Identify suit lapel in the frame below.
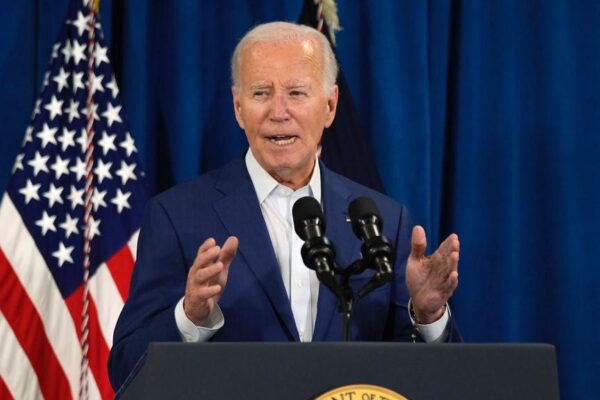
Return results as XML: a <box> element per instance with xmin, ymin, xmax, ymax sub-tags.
<box><xmin>213</xmin><ymin>161</ymin><xmax>299</xmax><ymax>340</ymax></box>
<box><xmin>312</xmin><ymin>164</ymin><xmax>358</xmax><ymax>341</ymax></box>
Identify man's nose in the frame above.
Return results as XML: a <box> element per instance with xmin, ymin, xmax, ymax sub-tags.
<box><xmin>269</xmin><ymin>93</ymin><xmax>290</xmax><ymax>122</ymax></box>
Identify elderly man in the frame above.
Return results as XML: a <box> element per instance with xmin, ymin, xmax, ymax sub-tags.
<box><xmin>108</xmin><ymin>21</ymin><xmax>460</xmax><ymax>390</ymax></box>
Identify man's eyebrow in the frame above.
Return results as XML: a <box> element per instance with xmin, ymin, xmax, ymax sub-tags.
<box><xmin>249</xmin><ymin>83</ymin><xmax>271</xmax><ymax>90</ymax></box>
<box><xmin>287</xmin><ymin>82</ymin><xmax>308</xmax><ymax>89</ymax></box>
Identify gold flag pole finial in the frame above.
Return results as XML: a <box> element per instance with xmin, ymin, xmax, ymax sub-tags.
<box><xmin>315</xmin><ymin>0</ymin><xmax>341</xmax><ymax>44</ymax></box>
<box><xmin>92</xmin><ymin>0</ymin><xmax>100</xmax><ymax>13</ymax></box>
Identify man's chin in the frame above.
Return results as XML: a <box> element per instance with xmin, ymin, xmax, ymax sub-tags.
<box><xmin>265</xmin><ymin>162</ymin><xmax>314</xmax><ymax>189</ymax></box>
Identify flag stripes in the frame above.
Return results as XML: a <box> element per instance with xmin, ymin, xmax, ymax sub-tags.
<box><xmin>1</xmin><ymin>191</ymin><xmax>139</xmax><ymax>398</ymax></box>
<box><xmin>0</xmin><ymin>321</ymin><xmax>31</xmax><ymax>400</ymax></box>
<box><xmin>105</xmin><ymin>245</ymin><xmax>135</xmax><ymax>301</ymax></box>
<box><xmin>0</xmin><ymin>375</ymin><xmax>16</xmax><ymax>400</ymax></box>
<box><xmin>0</xmin><ymin>248</ymin><xmax>73</xmax><ymax>399</ymax></box>
<box><xmin>89</xmin><ymin>261</ymin><xmax>129</xmax><ymax>348</ymax></box>
<box><xmin>65</xmin><ymin>288</ymin><xmax>113</xmax><ymax>399</ymax></box>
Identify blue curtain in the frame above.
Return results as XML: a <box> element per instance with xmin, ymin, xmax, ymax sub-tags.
<box><xmin>1</xmin><ymin>1</ymin><xmax>598</xmax><ymax>398</ymax></box>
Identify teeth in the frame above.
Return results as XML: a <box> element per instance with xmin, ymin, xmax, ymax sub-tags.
<box><xmin>269</xmin><ymin>136</ymin><xmax>296</xmax><ymax>145</ymax></box>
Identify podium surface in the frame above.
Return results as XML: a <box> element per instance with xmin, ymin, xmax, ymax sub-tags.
<box><xmin>119</xmin><ymin>342</ymin><xmax>559</xmax><ymax>400</ymax></box>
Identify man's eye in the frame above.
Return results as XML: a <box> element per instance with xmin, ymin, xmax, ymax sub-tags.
<box><xmin>253</xmin><ymin>91</ymin><xmax>268</xmax><ymax>98</ymax></box>
<box><xmin>290</xmin><ymin>91</ymin><xmax>306</xmax><ymax>97</ymax></box>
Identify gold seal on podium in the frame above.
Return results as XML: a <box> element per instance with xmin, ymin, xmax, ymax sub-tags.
<box><xmin>315</xmin><ymin>384</ymin><xmax>408</xmax><ymax>400</ymax></box>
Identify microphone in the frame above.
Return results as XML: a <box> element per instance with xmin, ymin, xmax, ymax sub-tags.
<box><xmin>348</xmin><ymin>197</ymin><xmax>395</xmax><ymax>298</ymax></box>
<box><xmin>292</xmin><ymin>197</ymin><xmax>340</xmax><ymax>296</ymax></box>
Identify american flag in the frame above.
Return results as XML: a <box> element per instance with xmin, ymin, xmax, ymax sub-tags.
<box><xmin>0</xmin><ymin>0</ymin><xmax>147</xmax><ymax>399</ymax></box>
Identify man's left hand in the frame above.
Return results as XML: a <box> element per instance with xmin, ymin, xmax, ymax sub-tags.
<box><xmin>405</xmin><ymin>225</ymin><xmax>459</xmax><ymax>324</ymax></box>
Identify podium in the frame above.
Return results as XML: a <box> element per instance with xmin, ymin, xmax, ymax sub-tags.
<box><xmin>118</xmin><ymin>343</ymin><xmax>559</xmax><ymax>399</ymax></box>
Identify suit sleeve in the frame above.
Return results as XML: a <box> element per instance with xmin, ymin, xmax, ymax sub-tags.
<box><xmin>108</xmin><ymin>198</ymin><xmax>189</xmax><ymax>390</ymax></box>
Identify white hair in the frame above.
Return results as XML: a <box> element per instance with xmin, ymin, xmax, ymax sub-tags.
<box><xmin>231</xmin><ymin>21</ymin><xmax>338</xmax><ymax>95</ymax></box>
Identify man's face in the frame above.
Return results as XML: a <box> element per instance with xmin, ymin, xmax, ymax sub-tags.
<box><xmin>233</xmin><ymin>39</ymin><xmax>338</xmax><ymax>189</ymax></box>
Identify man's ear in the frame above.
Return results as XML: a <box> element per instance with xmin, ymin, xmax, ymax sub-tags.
<box><xmin>324</xmin><ymin>84</ymin><xmax>339</xmax><ymax>128</ymax></box>
<box><xmin>232</xmin><ymin>86</ymin><xmax>245</xmax><ymax>129</ymax></box>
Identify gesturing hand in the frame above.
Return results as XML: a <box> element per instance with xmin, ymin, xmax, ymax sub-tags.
<box><xmin>183</xmin><ymin>236</ymin><xmax>239</xmax><ymax>325</ymax></box>
<box><xmin>406</xmin><ymin>226</ymin><xmax>459</xmax><ymax>324</ymax></box>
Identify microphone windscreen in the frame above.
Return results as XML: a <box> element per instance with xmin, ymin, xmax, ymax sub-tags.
<box><xmin>292</xmin><ymin>196</ymin><xmax>325</xmax><ymax>238</ymax></box>
<box><xmin>348</xmin><ymin>196</ymin><xmax>380</xmax><ymax>222</ymax></box>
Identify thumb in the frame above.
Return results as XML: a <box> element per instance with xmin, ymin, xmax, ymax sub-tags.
<box><xmin>411</xmin><ymin>225</ymin><xmax>427</xmax><ymax>259</ymax></box>
<box><xmin>219</xmin><ymin>236</ymin><xmax>239</xmax><ymax>266</ymax></box>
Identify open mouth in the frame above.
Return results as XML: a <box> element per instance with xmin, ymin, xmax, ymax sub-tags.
<box><xmin>266</xmin><ymin>135</ymin><xmax>297</xmax><ymax>146</ymax></box>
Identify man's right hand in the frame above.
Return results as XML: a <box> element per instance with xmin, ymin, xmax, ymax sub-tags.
<box><xmin>183</xmin><ymin>236</ymin><xmax>239</xmax><ymax>325</ymax></box>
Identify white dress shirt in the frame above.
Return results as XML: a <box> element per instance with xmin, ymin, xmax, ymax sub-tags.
<box><xmin>175</xmin><ymin>150</ymin><xmax>450</xmax><ymax>342</ymax></box>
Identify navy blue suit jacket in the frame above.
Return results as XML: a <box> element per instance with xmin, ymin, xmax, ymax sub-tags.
<box><xmin>108</xmin><ymin>159</ymin><xmax>460</xmax><ymax>390</ymax></box>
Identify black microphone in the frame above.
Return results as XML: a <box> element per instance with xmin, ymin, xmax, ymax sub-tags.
<box><xmin>292</xmin><ymin>197</ymin><xmax>340</xmax><ymax>296</ymax></box>
<box><xmin>348</xmin><ymin>196</ymin><xmax>395</xmax><ymax>298</ymax></box>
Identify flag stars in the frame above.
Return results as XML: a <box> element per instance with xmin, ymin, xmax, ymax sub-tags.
<box><xmin>76</xmin><ymin>128</ymin><xmax>89</xmax><ymax>153</ymax></box>
<box><xmin>23</xmin><ymin>126</ymin><xmax>33</xmax><ymax>145</ymax></box>
<box><xmin>59</xmin><ymin>214</ymin><xmax>79</xmax><ymax>239</ymax></box>
<box><xmin>12</xmin><ymin>154</ymin><xmax>24</xmax><ymax>173</ymax></box>
<box><xmin>101</xmin><ymin>103</ymin><xmax>122</xmax><ymax>127</ymax></box>
<box><xmin>33</xmin><ymin>99</ymin><xmax>42</xmax><ymax>117</ymax></box>
<box><xmin>19</xmin><ymin>179</ymin><xmax>41</xmax><ymax>204</ymax></box>
<box><xmin>94</xmin><ymin>159</ymin><xmax>113</xmax><ymax>184</ymax></box>
<box><xmin>86</xmin><ymin>216</ymin><xmax>101</xmax><ymax>239</ymax></box>
<box><xmin>66</xmin><ymin>185</ymin><xmax>85</xmax><ymax>209</ymax></box>
<box><xmin>58</xmin><ymin>127</ymin><xmax>76</xmax><ymax>151</ymax></box>
<box><xmin>42</xmin><ymin>71</ymin><xmax>50</xmax><ymax>89</ymax></box>
<box><xmin>28</xmin><ymin>151</ymin><xmax>50</xmax><ymax>176</ymax></box>
<box><xmin>94</xmin><ymin>44</ymin><xmax>109</xmax><ymax>67</ymax></box>
<box><xmin>50</xmin><ymin>155</ymin><xmax>70</xmax><ymax>180</ymax></box>
<box><xmin>43</xmin><ymin>183</ymin><xmax>64</xmax><ymax>207</ymax></box>
<box><xmin>70</xmin><ymin>157</ymin><xmax>87</xmax><ymax>181</ymax></box>
<box><xmin>98</xmin><ymin>131</ymin><xmax>117</xmax><ymax>155</ymax></box>
<box><xmin>8</xmin><ymin>7</ymin><xmax>146</xmax><ymax>276</ymax></box>
<box><xmin>51</xmin><ymin>42</ymin><xmax>61</xmax><ymax>59</ymax></box>
<box><xmin>64</xmin><ymin>100</ymin><xmax>80</xmax><ymax>123</ymax></box>
<box><xmin>119</xmin><ymin>132</ymin><xmax>137</xmax><ymax>156</ymax></box>
<box><xmin>116</xmin><ymin>161</ymin><xmax>137</xmax><ymax>185</ymax></box>
<box><xmin>111</xmin><ymin>189</ymin><xmax>131</xmax><ymax>213</ymax></box>
<box><xmin>53</xmin><ymin>67</ymin><xmax>70</xmax><ymax>92</ymax></box>
<box><xmin>71</xmin><ymin>40</ymin><xmax>86</xmax><ymax>65</ymax></box>
<box><xmin>106</xmin><ymin>75</ymin><xmax>119</xmax><ymax>98</ymax></box>
<box><xmin>44</xmin><ymin>96</ymin><xmax>64</xmax><ymax>120</ymax></box>
<box><xmin>36</xmin><ymin>211</ymin><xmax>57</xmax><ymax>236</ymax></box>
<box><xmin>72</xmin><ymin>71</ymin><xmax>84</xmax><ymax>92</ymax></box>
<box><xmin>92</xmin><ymin>188</ymin><xmax>107</xmax><ymax>212</ymax></box>
<box><xmin>82</xmin><ymin>103</ymin><xmax>100</xmax><ymax>122</ymax></box>
<box><xmin>71</xmin><ymin>11</ymin><xmax>89</xmax><ymax>37</ymax></box>
<box><xmin>61</xmin><ymin>40</ymin><xmax>73</xmax><ymax>63</ymax></box>
<box><xmin>89</xmin><ymin>72</ymin><xmax>105</xmax><ymax>94</ymax></box>
<box><xmin>36</xmin><ymin>123</ymin><xmax>58</xmax><ymax>148</ymax></box>
<box><xmin>52</xmin><ymin>242</ymin><xmax>74</xmax><ymax>267</ymax></box>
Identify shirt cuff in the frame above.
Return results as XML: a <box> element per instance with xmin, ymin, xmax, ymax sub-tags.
<box><xmin>408</xmin><ymin>298</ymin><xmax>451</xmax><ymax>343</ymax></box>
<box><xmin>174</xmin><ymin>297</ymin><xmax>224</xmax><ymax>343</ymax></box>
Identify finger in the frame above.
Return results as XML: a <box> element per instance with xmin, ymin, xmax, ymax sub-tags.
<box><xmin>439</xmin><ymin>234</ymin><xmax>460</xmax><ymax>256</ymax></box>
<box><xmin>441</xmin><ymin>271</ymin><xmax>459</xmax><ymax>297</ymax></box>
<box><xmin>190</xmin><ymin>245</ymin><xmax>221</xmax><ymax>273</ymax></box>
<box><xmin>198</xmin><ymin>237</ymin><xmax>216</xmax><ymax>254</ymax></box>
<box><xmin>410</xmin><ymin>225</ymin><xmax>427</xmax><ymax>259</ymax></box>
<box><xmin>219</xmin><ymin>236</ymin><xmax>239</xmax><ymax>266</ymax></box>
<box><xmin>432</xmin><ymin>248</ymin><xmax>459</xmax><ymax>281</ymax></box>
<box><xmin>190</xmin><ymin>284</ymin><xmax>223</xmax><ymax>300</ymax></box>
<box><xmin>191</xmin><ymin>261</ymin><xmax>224</xmax><ymax>285</ymax></box>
